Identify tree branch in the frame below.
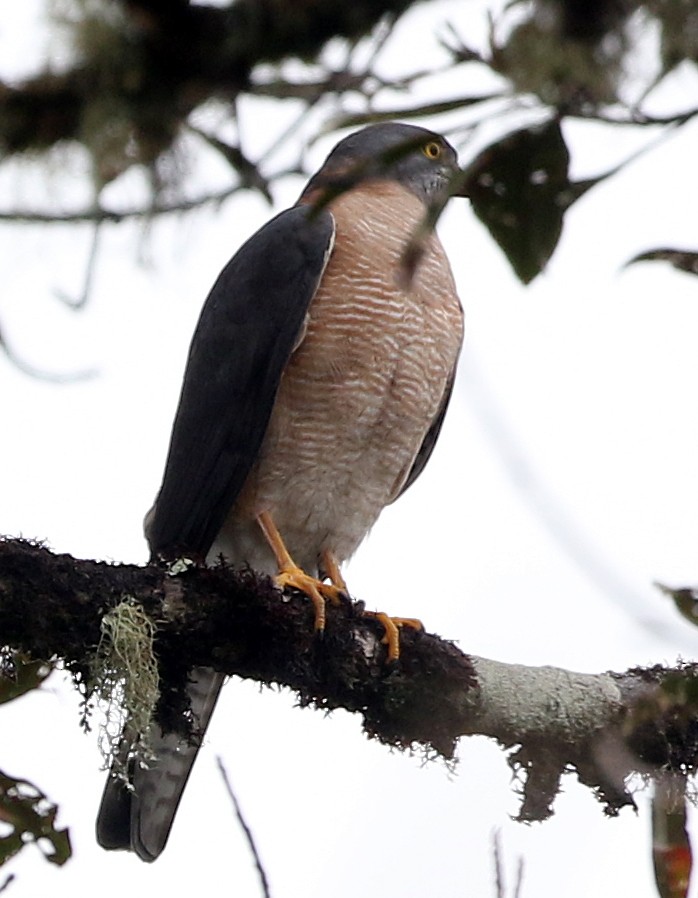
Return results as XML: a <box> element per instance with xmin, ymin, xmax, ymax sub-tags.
<box><xmin>0</xmin><ymin>0</ymin><xmax>417</xmax><ymax>158</ymax></box>
<box><xmin>1</xmin><ymin>537</ymin><xmax>696</xmax><ymax>822</ymax></box>
<box><xmin>0</xmin><ymin>184</ymin><xmax>256</xmax><ymax>225</ymax></box>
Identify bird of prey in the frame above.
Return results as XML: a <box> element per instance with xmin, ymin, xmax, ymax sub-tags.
<box><xmin>96</xmin><ymin>122</ymin><xmax>465</xmax><ymax>861</ymax></box>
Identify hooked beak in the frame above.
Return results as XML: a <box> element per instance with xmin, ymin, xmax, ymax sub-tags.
<box><xmin>449</xmin><ymin>166</ymin><xmax>470</xmax><ymax>198</ymax></box>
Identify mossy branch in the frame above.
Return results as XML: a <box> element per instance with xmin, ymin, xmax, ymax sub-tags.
<box><xmin>1</xmin><ymin>536</ymin><xmax>697</xmax><ymax>822</ymax></box>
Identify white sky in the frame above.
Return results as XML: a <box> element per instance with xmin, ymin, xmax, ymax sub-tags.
<box><xmin>2</xmin><ymin>2</ymin><xmax>698</xmax><ymax>897</ymax></box>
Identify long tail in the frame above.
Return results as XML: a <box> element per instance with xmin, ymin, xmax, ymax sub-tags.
<box><xmin>96</xmin><ymin>667</ymin><xmax>224</xmax><ymax>862</ymax></box>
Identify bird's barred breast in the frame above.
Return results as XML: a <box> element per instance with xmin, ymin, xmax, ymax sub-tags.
<box><xmin>224</xmin><ymin>182</ymin><xmax>463</xmax><ymax>572</ymax></box>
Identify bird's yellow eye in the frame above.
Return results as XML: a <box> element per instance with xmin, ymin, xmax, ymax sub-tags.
<box><xmin>422</xmin><ymin>141</ymin><xmax>442</xmax><ymax>160</ymax></box>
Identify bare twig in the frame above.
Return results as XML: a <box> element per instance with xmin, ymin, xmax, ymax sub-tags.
<box><xmin>492</xmin><ymin>831</ymin><xmax>524</xmax><ymax>898</ymax></box>
<box><xmin>0</xmin><ymin>323</ymin><xmax>98</xmax><ymax>383</ymax></box>
<box><xmin>0</xmin><ymin>182</ymin><xmax>265</xmax><ymax>226</ymax></box>
<box><xmin>186</xmin><ymin>126</ymin><xmax>272</xmax><ymax>202</ymax></box>
<box><xmin>54</xmin><ymin>222</ymin><xmax>102</xmax><ymax>311</ymax></box>
<box><xmin>329</xmin><ymin>93</ymin><xmax>503</xmax><ymax>131</ymax></box>
<box><xmin>493</xmin><ymin>830</ymin><xmax>505</xmax><ymax>898</ymax></box>
<box><xmin>513</xmin><ymin>857</ymin><xmax>524</xmax><ymax>898</ymax></box>
<box><xmin>216</xmin><ymin>758</ymin><xmax>272</xmax><ymax>898</ymax></box>
<box><xmin>570</xmin><ymin>105</ymin><xmax>698</xmax><ymax>128</ymax></box>
<box><xmin>258</xmin><ymin>101</ymin><xmax>322</xmax><ymax>170</ymax></box>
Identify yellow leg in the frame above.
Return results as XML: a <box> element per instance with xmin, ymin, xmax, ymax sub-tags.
<box><xmin>319</xmin><ymin>549</ymin><xmax>348</xmax><ymax>593</ymax></box>
<box><xmin>319</xmin><ymin>548</ymin><xmax>420</xmax><ymax>660</ymax></box>
<box><xmin>363</xmin><ymin>611</ymin><xmax>423</xmax><ymax>662</ymax></box>
<box><xmin>257</xmin><ymin>512</ymin><xmax>344</xmax><ymax>632</ymax></box>
<box><xmin>257</xmin><ymin>514</ymin><xmax>420</xmax><ymax>658</ymax></box>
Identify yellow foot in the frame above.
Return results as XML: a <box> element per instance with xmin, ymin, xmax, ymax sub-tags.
<box><xmin>275</xmin><ymin>567</ymin><xmax>344</xmax><ymax>632</ymax></box>
<box><xmin>257</xmin><ymin>511</ymin><xmax>349</xmax><ymax>632</ymax></box>
<box><xmin>364</xmin><ymin>611</ymin><xmax>423</xmax><ymax>662</ymax></box>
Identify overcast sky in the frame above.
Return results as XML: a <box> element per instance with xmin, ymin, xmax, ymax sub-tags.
<box><xmin>2</xmin><ymin>2</ymin><xmax>698</xmax><ymax>897</ymax></box>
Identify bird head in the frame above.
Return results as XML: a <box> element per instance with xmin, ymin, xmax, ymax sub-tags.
<box><xmin>301</xmin><ymin>122</ymin><xmax>465</xmax><ymax>205</ymax></box>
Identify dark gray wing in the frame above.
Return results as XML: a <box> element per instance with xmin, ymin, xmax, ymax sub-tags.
<box><xmin>147</xmin><ymin>205</ymin><xmax>335</xmax><ymax>559</ymax></box>
<box><xmin>396</xmin><ymin>375</ymin><xmax>456</xmax><ymax>500</ymax></box>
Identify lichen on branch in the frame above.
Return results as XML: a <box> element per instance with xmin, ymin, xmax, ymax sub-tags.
<box><xmin>1</xmin><ymin>536</ymin><xmax>697</xmax><ymax>822</ymax></box>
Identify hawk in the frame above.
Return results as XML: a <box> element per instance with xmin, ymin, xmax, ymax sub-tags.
<box><xmin>97</xmin><ymin>122</ymin><xmax>465</xmax><ymax>860</ymax></box>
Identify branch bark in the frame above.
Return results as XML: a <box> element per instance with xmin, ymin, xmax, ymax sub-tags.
<box><xmin>1</xmin><ymin>536</ymin><xmax>697</xmax><ymax>822</ymax></box>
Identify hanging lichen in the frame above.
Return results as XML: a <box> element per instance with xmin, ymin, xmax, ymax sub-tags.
<box><xmin>90</xmin><ymin>596</ymin><xmax>160</xmax><ymax>774</ymax></box>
